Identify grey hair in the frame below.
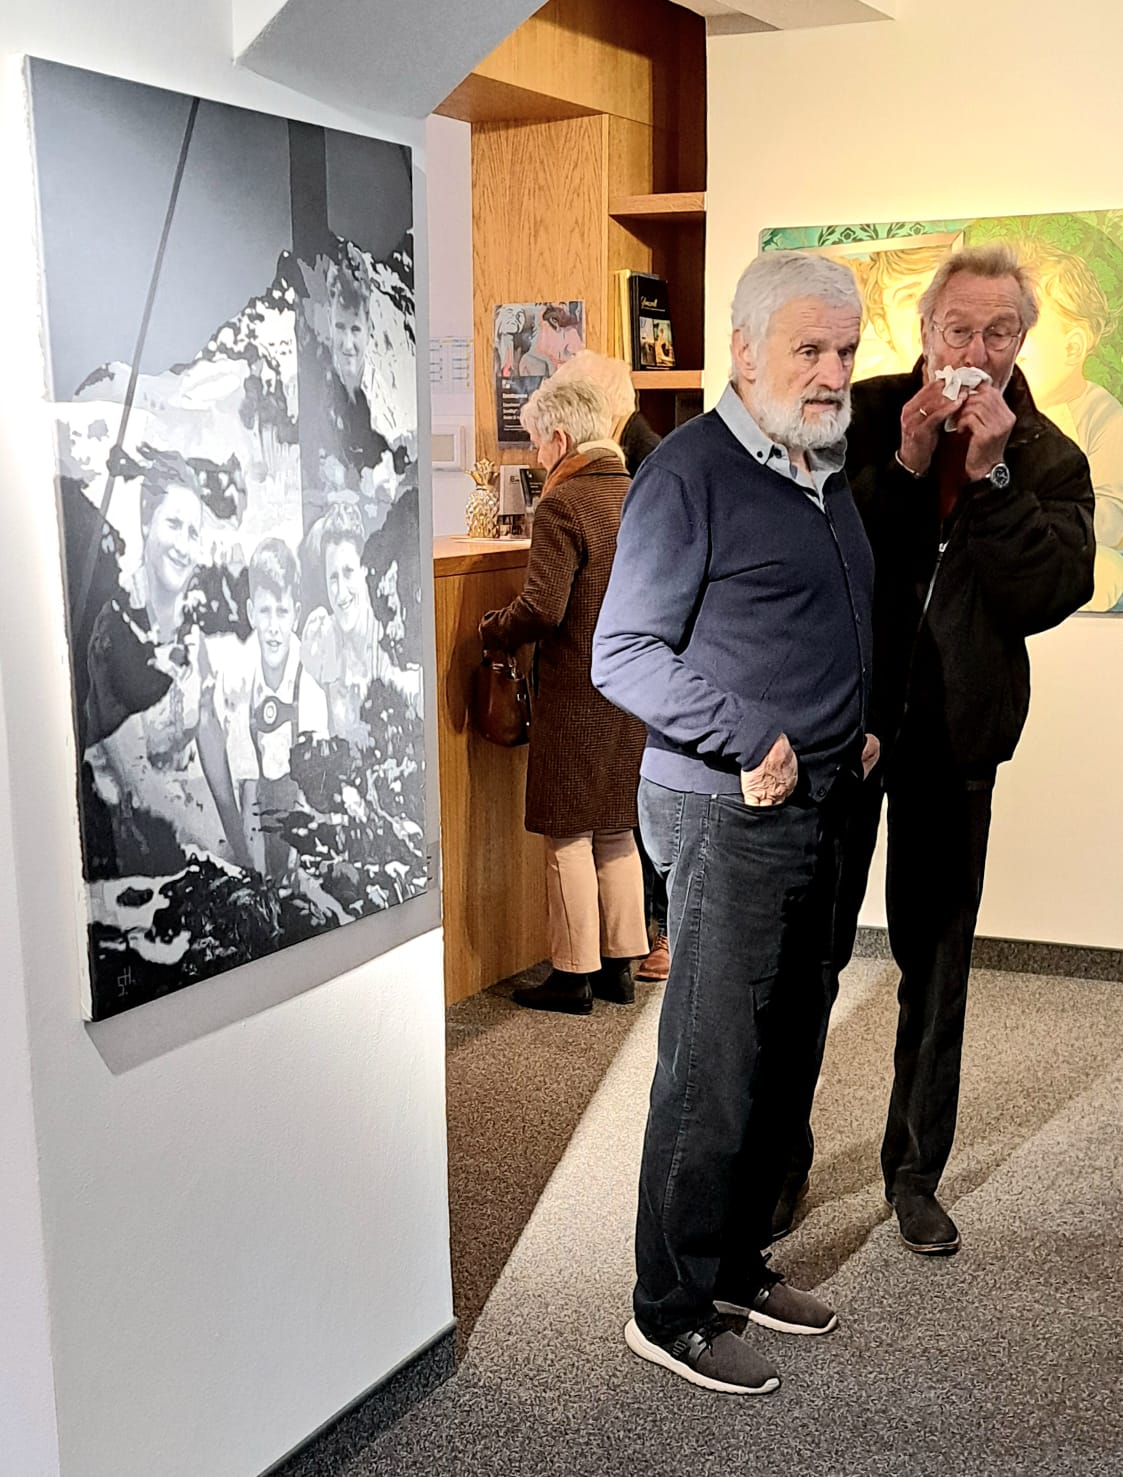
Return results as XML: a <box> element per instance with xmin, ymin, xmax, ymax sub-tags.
<box><xmin>731</xmin><ymin>250</ymin><xmax>862</xmax><ymax>354</ymax></box>
<box><xmin>550</xmin><ymin>350</ymin><xmax>636</xmax><ymax>421</ymax></box>
<box><xmin>520</xmin><ymin>378</ymin><xmax>612</xmax><ymax>446</ymax></box>
<box><xmin>918</xmin><ymin>242</ymin><xmax>1039</xmax><ymax>331</ymax></box>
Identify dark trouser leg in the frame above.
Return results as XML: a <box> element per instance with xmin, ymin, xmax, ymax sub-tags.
<box><xmin>633</xmin><ymin>780</ymin><xmax>845</xmax><ymax>1340</ymax></box>
<box><xmin>779</xmin><ymin>773</ymin><xmax>885</xmax><ymax>1192</ymax></box>
<box><xmin>636</xmin><ymin>825</ymin><xmax>669</xmax><ymax>935</ymax></box>
<box><xmin>881</xmin><ymin>774</ymin><xmax>995</xmax><ymax>1199</ymax></box>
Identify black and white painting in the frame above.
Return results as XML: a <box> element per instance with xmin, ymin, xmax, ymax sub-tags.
<box><xmin>29</xmin><ymin>60</ymin><xmax>426</xmax><ymax>1020</ymax></box>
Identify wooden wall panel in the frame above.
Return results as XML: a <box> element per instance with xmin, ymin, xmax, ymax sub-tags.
<box><xmin>472</xmin><ymin>115</ymin><xmax>607</xmax><ymax>465</ymax></box>
<box><xmin>435</xmin><ymin>563</ymin><xmax>547</xmax><ymax>1005</ymax></box>
<box><xmin>471</xmin><ymin>0</ymin><xmax>677</xmax><ymax>128</ymax></box>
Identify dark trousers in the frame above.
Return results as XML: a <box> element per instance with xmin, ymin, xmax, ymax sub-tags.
<box><xmin>783</xmin><ymin>767</ymin><xmax>995</xmax><ymax>1201</ymax></box>
<box><xmin>633</xmin><ymin>775</ymin><xmax>851</xmax><ymax>1340</ymax></box>
<box><xmin>636</xmin><ymin>826</ymin><xmax>669</xmax><ymax>934</ymax></box>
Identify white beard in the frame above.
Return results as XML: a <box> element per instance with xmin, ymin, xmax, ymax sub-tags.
<box><xmin>755</xmin><ymin>384</ymin><xmax>851</xmax><ymax>452</ymax></box>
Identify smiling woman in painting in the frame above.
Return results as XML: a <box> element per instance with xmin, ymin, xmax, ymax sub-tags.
<box><xmin>300</xmin><ymin>499</ymin><xmax>420</xmax><ymax>748</ymax></box>
<box><xmin>84</xmin><ymin>447</ymin><xmax>250</xmax><ymax>871</ymax></box>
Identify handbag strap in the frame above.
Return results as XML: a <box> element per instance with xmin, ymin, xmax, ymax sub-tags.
<box><xmin>481</xmin><ymin>647</ymin><xmax>520</xmax><ymax>676</ymax></box>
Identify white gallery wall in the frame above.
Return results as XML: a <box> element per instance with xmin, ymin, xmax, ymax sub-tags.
<box><xmin>0</xmin><ymin>4</ymin><xmax>452</xmax><ymax>1476</ymax></box>
<box><xmin>426</xmin><ymin>113</ymin><xmax>476</xmax><ymax>537</ymax></box>
<box><xmin>707</xmin><ymin>0</ymin><xmax>1123</xmax><ymax>950</ymax></box>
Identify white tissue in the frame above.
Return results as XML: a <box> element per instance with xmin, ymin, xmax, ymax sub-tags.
<box><xmin>934</xmin><ymin>365</ymin><xmax>991</xmax><ymax>400</ymax></box>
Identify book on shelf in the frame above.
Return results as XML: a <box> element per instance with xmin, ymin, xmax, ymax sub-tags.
<box><xmin>612</xmin><ymin>269</ymin><xmax>632</xmax><ymax>364</ymax></box>
<box><xmin>628</xmin><ymin>273</ymin><xmax>675</xmax><ymax>370</ymax></box>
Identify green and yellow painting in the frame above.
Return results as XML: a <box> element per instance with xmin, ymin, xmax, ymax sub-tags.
<box><xmin>763</xmin><ymin>212</ymin><xmax>1123</xmax><ymax>613</ymax></box>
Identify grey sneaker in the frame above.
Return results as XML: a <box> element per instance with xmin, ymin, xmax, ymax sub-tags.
<box><xmin>715</xmin><ymin>1266</ymin><xmax>838</xmax><ymax>1336</ymax></box>
<box><xmin>624</xmin><ymin>1313</ymin><xmax>781</xmax><ymax>1395</ymax></box>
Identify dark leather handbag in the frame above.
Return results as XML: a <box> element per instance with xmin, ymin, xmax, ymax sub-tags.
<box><xmin>472</xmin><ymin>649</ymin><xmax>531</xmax><ymax>746</ymax></box>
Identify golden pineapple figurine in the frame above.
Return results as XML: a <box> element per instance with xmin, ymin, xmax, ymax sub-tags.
<box><xmin>465</xmin><ymin>457</ymin><xmax>500</xmax><ymax>539</ymax></box>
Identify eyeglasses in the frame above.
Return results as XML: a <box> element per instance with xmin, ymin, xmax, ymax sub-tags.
<box><xmin>931</xmin><ymin>320</ymin><xmax>1021</xmax><ymax>351</ymax></box>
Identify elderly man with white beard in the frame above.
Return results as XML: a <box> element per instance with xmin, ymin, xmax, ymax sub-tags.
<box><xmin>592</xmin><ymin>251</ymin><xmax>879</xmax><ymax>1396</ymax></box>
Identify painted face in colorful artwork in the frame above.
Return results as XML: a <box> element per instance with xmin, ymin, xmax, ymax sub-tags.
<box><xmin>332</xmin><ymin>301</ymin><xmax>371</xmax><ymax>395</ymax></box>
<box><xmin>144</xmin><ymin>483</ymin><xmax>202</xmax><ymax>601</ymax></box>
<box><xmin>325</xmin><ymin>536</ymin><xmax>368</xmax><ymax>635</ymax></box>
<box><xmin>1016</xmin><ymin>293</ymin><xmax>1090</xmax><ymax>409</ymax></box>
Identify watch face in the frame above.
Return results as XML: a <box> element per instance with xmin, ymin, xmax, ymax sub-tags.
<box><xmin>988</xmin><ymin>462</ymin><xmax>1011</xmax><ymax>489</ymax></box>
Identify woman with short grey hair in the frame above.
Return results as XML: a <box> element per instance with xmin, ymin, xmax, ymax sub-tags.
<box><xmin>479</xmin><ymin>376</ymin><xmax>649</xmax><ymax>1015</ymax></box>
<box><xmin>551</xmin><ymin>349</ymin><xmax>662</xmax><ymax>477</ymax></box>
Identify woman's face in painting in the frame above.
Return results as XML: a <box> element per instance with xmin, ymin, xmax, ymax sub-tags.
<box><xmin>145</xmin><ymin>484</ymin><xmax>202</xmax><ymax>599</ymax></box>
<box><xmin>325</xmin><ymin>537</ymin><xmax>368</xmax><ymax>635</ymax></box>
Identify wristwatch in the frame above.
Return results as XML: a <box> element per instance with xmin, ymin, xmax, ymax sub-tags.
<box><xmin>985</xmin><ymin>462</ymin><xmax>1011</xmax><ymax>489</ymax></box>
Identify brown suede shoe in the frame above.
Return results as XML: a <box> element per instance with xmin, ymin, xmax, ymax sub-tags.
<box><xmin>635</xmin><ymin>933</ymin><xmax>670</xmax><ymax>981</ymax></box>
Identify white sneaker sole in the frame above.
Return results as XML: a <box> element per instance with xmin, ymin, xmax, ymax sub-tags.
<box><xmin>624</xmin><ymin>1318</ymin><xmax>781</xmax><ymax>1396</ymax></box>
<box><xmin>713</xmin><ymin>1299</ymin><xmax>839</xmax><ymax>1336</ymax></box>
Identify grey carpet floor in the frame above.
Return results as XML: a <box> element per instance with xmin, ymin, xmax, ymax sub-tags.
<box><xmin>446</xmin><ymin>961</ymin><xmax>663</xmax><ymax>1350</ymax></box>
<box><xmin>382</xmin><ymin>960</ymin><xmax>1123</xmax><ymax>1475</ymax></box>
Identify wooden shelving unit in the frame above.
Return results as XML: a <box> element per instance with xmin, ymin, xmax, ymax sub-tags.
<box><xmin>438</xmin><ymin>0</ymin><xmax>707</xmax><ymax>458</ymax></box>
<box><xmin>432</xmin><ymin>0</ymin><xmax>707</xmax><ymax>1002</ymax></box>
<box><xmin>617</xmin><ymin>191</ymin><xmax>706</xmax><ymax>415</ymax></box>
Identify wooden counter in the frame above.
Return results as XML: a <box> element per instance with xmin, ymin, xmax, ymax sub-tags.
<box><xmin>434</xmin><ymin>537</ymin><xmax>548</xmax><ymax>1004</ymax></box>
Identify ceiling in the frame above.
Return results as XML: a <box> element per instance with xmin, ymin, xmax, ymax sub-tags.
<box><xmin>666</xmin><ymin>0</ymin><xmax>896</xmax><ymax>32</ymax></box>
<box><xmin>235</xmin><ymin>0</ymin><xmax>545</xmax><ymax>120</ymax></box>
<box><xmin>234</xmin><ymin>0</ymin><xmax>898</xmax><ymax>119</ymax></box>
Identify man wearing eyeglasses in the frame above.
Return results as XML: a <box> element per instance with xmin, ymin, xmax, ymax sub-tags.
<box><xmin>771</xmin><ymin>243</ymin><xmax>1094</xmax><ymax>1258</ymax></box>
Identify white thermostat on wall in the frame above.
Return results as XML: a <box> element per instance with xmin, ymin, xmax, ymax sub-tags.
<box><xmin>431</xmin><ymin>418</ymin><xmax>470</xmax><ymax>470</ymax></box>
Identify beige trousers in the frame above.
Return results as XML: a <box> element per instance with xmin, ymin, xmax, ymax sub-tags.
<box><xmin>544</xmin><ymin>829</ymin><xmax>649</xmax><ymax>975</ymax></box>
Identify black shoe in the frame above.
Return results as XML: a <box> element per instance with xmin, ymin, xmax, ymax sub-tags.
<box><xmin>715</xmin><ymin>1264</ymin><xmax>838</xmax><ymax>1336</ymax></box>
<box><xmin>512</xmin><ymin>969</ymin><xmax>592</xmax><ymax>1015</ymax></box>
<box><xmin>624</xmin><ymin>1313</ymin><xmax>780</xmax><ymax>1395</ymax></box>
<box><xmin>891</xmin><ymin>1191</ymin><xmax>960</xmax><ymax>1255</ymax></box>
<box><xmin>589</xmin><ymin>957</ymin><xmax>635</xmax><ymax>1005</ymax></box>
<box><xmin>768</xmin><ymin>1175</ymin><xmax>810</xmax><ymax>1244</ymax></box>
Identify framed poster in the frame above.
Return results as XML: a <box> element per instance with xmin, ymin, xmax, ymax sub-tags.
<box><xmin>493</xmin><ymin>300</ymin><xmax>584</xmax><ymax>444</ymax></box>
<box><xmin>763</xmin><ymin>211</ymin><xmax>1123</xmax><ymax>612</ymax></box>
<box><xmin>29</xmin><ymin>59</ymin><xmax>428</xmax><ymax>1018</ymax></box>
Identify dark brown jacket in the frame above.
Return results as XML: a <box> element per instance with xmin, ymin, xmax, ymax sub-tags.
<box><xmin>480</xmin><ymin>447</ymin><xmax>645</xmax><ymax>836</ymax></box>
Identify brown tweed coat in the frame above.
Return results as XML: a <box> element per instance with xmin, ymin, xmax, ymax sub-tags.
<box><xmin>479</xmin><ymin>447</ymin><xmax>646</xmax><ymax>838</ymax></box>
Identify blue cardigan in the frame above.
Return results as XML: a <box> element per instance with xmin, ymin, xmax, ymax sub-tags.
<box><xmin>592</xmin><ymin>407</ymin><xmax>874</xmax><ymax>799</ymax></box>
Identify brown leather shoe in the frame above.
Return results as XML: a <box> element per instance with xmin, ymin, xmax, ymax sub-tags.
<box><xmin>635</xmin><ymin>933</ymin><xmax>670</xmax><ymax>981</ymax></box>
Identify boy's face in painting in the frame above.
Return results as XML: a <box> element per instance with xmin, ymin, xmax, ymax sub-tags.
<box><xmin>332</xmin><ymin>301</ymin><xmax>371</xmax><ymax>394</ymax></box>
<box><xmin>248</xmin><ymin>584</ymin><xmax>299</xmax><ymax>686</ymax></box>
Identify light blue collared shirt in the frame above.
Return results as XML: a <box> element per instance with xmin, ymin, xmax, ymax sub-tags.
<box><xmin>715</xmin><ymin>382</ymin><xmax>845</xmax><ymax>512</ymax></box>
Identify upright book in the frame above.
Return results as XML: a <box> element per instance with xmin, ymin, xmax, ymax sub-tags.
<box><xmin>628</xmin><ymin>273</ymin><xmax>675</xmax><ymax>370</ymax></box>
<box><xmin>612</xmin><ymin>269</ymin><xmax>633</xmax><ymax>364</ymax></box>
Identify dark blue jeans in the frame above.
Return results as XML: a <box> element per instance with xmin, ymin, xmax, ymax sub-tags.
<box><xmin>633</xmin><ymin>775</ymin><xmax>852</xmax><ymax>1340</ymax></box>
